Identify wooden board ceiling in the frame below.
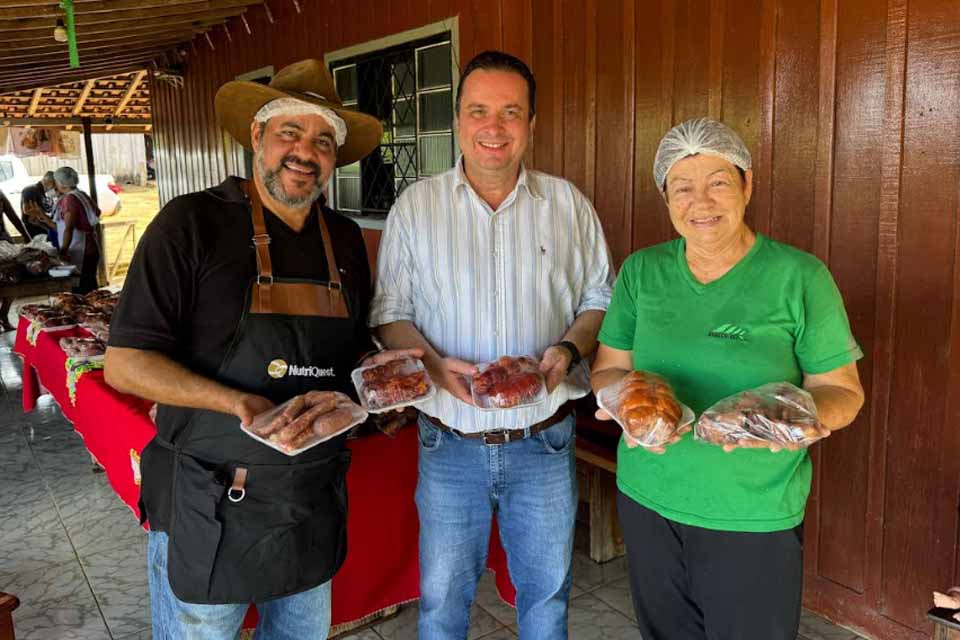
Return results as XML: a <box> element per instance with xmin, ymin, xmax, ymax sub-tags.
<box><xmin>0</xmin><ymin>0</ymin><xmax>268</xmax><ymax>94</ymax></box>
<box><xmin>0</xmin><ymin>70</ymin><xmax>152</xmax><ymax>133</ymax></box>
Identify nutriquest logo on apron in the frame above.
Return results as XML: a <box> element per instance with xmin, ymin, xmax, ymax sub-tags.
<box><xmin>267</xmin><ymin>358</ymin><xmax>335</xmax><ymax>379</ymax></box>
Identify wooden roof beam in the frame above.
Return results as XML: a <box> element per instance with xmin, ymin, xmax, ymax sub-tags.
<box><xmin>0</xmin><ymin>0</ymin><xmax>264</xmax><ymax>19</ymax></box>
<box><xmin>72</xmin><ymin>79</ymin><xmax>95</xmax><ymax>116</ymax></box>
<box><xmin>26</xmin><ymin>87</ymin><xmax>43</xmax><ymax>115</ymax></box>
<box><xmin>113</xmin><ymin>70</ymin><xmax>147</xmax><ymax>118</ymax></box>
<box><xmin>0</xmin><ymin>5</ymin><xmax>253</xmax><ymax>30</ymax></box>
<box><xmin>0</xmin><ymin>15</ymin><xmax>228</xmax><ymax>36</ymax></box>
<box><xmin>0</xmin><ymin>63</ymin><xmax>152</xmax><ymax>92</ymax></box>
<box><xmin>3</xmin><ymin>24</ymin><xmax>213</xmax><ymax>49</ymax></box>
<box><xmin>8</xmin><ymin>30</ymin><xmax>203</xmax><ymax>53</ymax></box>
<box><xmin>0</xmin><ymin>40</ymin><xmax>185</xmax><ymax>64</ymax></box>
<box><xmin>0</xmin><ymin>117</ymin><xmax>150</xmax><ymax>127</ymax></box>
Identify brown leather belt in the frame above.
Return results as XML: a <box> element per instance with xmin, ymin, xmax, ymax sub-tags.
<box><xmin>423</xmin><ymin>405</ymin><xmax>573</xmax><ymax>446</ymax></box>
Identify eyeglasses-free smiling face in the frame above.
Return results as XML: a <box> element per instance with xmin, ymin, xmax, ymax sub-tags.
<box><xmin>456</xmin><ymin>68</ymin><xmax>535</xmax><ymax>181</ymax></box>
<box><xmin>664</xmin><ymin>153</ymin><xmax>753</xmax><ymax>250</ymax></box>
<box><xmin>251</xmin><ymin>113</ymin><xmax>338</xmax><ymax>209</ymax></box>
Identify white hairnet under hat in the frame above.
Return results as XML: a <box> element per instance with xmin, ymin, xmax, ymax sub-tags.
<box><xmin>254</xmin><ymin>97</ymin><xmax>348</xmax><ymax>147</ymax></box>
<box><xmin>653</xmin><ymin>118</ymin><xmax>752</xmax><ymax>190</ymax></box>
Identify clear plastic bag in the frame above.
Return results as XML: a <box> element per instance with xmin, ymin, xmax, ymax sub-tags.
<box><xmin>241</xmin><ymin>391</ymin><xmax>368</xmax><ymax>456</ymax></box>
<box><xmin>694</xmin><ymin>382</ymin><xmax>827</xmax><ymax>448</ymax></box>
<box><xmin>470</xmin><ymin>355</ymin><xmax>547</xmax><ymax>410</ymax></box>
<box><xmin>596</xmin><ymin>371</ymin><xmax>694</xmax><ymax>448</ymax></box>
<box><xmin>59</xmin><ymin>337</ymin><xmax>106</xmax><ymax>360</ymax></box>
<box><xmin>18</xmin><ymin>304</ymin><xmax>55</xmax><ymax>321</ymax></box>
<box><xmin>351</xmin><ymin>356</ymin><xmax>436</xmax><ymax>413</ymax></box>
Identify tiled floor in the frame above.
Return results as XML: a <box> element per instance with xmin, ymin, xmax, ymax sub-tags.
<box><xmin>0</xmin><ymin>328</ymin><xmax>869</xmax><ymax>639</ymax></box>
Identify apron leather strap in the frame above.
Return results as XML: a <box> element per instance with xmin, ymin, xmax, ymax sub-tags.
<box><xmin>246</xmin><ymin>182</ymin><xmax>274</xmax><ymax>312</ymax></box>
<box><xmin>243</xmin><ymin>180</ymin><xmax>343</xmax><ymax>315</ymax></box>
<box><xmin>228</xmin><ymin>467</ymin><xmax>248</xmax><ymax>503</ymax></box>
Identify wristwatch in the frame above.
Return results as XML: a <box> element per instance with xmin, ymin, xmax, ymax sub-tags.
<box><xmin>554</xmin><ymin>340</ymin><xmax>582</xmax><ymax>374</ymax></box>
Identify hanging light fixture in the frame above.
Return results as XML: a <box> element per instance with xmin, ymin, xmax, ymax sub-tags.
<box><xmin>53</xmin><ymin>18</ymin><xmax>68</xmax><ymax>43</ymax></box>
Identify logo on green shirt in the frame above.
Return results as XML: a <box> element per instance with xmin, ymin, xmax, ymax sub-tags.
<box><xmin>708</xmin><ymin>323</ymin><xmax>749</xmax><ymax>341</ymax></box>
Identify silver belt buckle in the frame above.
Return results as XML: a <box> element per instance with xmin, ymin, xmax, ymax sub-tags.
<box><xmin>482</xmin><ymin>430</ymin><xmax>511</xmax><ymax>445</ymax></box>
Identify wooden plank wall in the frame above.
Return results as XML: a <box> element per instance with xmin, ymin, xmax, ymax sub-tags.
<box><xmin>150</xmin><ymin>1</ymin><xmax>960</xmax><ymax>638</ymax></box>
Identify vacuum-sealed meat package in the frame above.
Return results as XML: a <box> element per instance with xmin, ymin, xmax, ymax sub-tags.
<box><xmin>242</xmin><ymin>391</ymin><xmax>368</xmax><ymax>456</ymax></box>
<box><xmin>18</xmin><ymin>304</ymin><xmax>55</xmax><ymax>321</ymax></box>
<box><xmin>49</xmin><ymin>292</ymin><xmax>91</xmax><ymax>313</ymax></box>
<box><xmin>471</xmin><ymin>355</ymin><xmax>546</xmax><ymax>410</ymax></box>
<box><xmin>695</xmin><ymin>382</ymin><xmax>827</xmax><ymax>449</ymax></box>
<box><xmin>60</xmin><ymin>337</ymin><xmax>106</xmax><ymax>360</ymax></box>
<box><xmin>596</xmin><ymin>371</ymin><xmax>694</xmax><ymax>448</ymax></box>
<box><xmin>351</xmin><ymin>356</ymin><xmax>436</xmax><ymax>412</ymax></box>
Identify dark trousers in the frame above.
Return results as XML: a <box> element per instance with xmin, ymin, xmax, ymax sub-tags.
<box><xmin>75</xmin><ymin>250</ymin><xmax>100</xmax><ymax>294</ymax></box>
<box><xmin>617</xmin><ymin>490</ymin><xmax>803</xmax><ymax>640</ymax></box>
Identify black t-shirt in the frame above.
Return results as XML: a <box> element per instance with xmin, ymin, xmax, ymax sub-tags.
<box><xmin>109</xmin><ymin>177</ymin><xmax>373</xmax><ymax>380</ymax></box>
<box><xmin>20</xmin><ymin>183</ymin><xmax>55</xmax><ymax>242</ymax></box>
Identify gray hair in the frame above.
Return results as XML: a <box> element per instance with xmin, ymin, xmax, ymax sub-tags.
<box><xmin>53</xmin><ymin>166</ymin><xmax>79</xmax><ymax>190</ymax></box>
<box><xmin>653</xmin><ymin>118</ymin><xmax>752</xmax><ymax>192</ymax></box>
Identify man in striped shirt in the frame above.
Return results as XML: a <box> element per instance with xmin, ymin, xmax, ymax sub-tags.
<box><xmin>370</xmin><ymin>50</ymin><xmax>614</xmax><ymax>640</ymax></box>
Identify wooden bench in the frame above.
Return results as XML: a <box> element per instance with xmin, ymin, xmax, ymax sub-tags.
<box><xmin>574</xmin><ymin>399</ymin><xmax>625</xmax><ymax>563</ymax></box>
<box><xmin>0</xmin><ymin>592</ymin><xmax>19</xmax><ymax>640</ymax></box>
<box><xmin>929</xmin><ymin>608</ymin><xmax>960</xmax><ymax>639</ymax></box>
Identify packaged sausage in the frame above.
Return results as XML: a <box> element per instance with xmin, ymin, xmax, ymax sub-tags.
<box><xmin>694</xmin><ymin>382</ymin><xmax>827</xmax><ymax>448</ymax></box>
<box><xmin>79</xmin><ymin>317</ymin><xmax>110</xmax><ymax>342</ymax></box>
<box><xmin>351</xmin><ymin>356</ymin><xmax>436</xmax><ymax>413</ymax></box>
<box><xmin>50</xmin><ymin>292</ymin><xmax>91</xmax><ymax>310</ymax></box>
<box><xmin>596</xmin><ymin>371</ymin><xmax>695</xmax><ymax>448</ymax></box>
<box><xmin>470</xmin><ymin>355</ymin><xmax>547</xmax><ymax>410</ymax></box>
<box><xmin>241</xmin><ymin>391</ymin><xmax>368</xmax><ymax>456</ymax></box>
<box><xmin>18</xmin><ymin>303</ymin><xmax>55</xmax><ymax>321</ymax></box>
<box><xmin>60</xmin><ymin>337</ymin><xmax>106</xmax><ymax>360</ymax></box>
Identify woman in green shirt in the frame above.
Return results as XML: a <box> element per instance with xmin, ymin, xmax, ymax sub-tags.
<box><xmin>592</xmin><ymin>118</ymin><xmax>865</xmax><ymax>640</ymax></box>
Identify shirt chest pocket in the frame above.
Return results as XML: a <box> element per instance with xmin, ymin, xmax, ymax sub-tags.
<box><xmin>533</xmin><ymin>230</ymin><xmax>576</xmax><ymax>309</ymax></box>
<box><xmin>412</xmin><ymin>252</ymin><xmax>446</xmax><ymax>320</ymax></box>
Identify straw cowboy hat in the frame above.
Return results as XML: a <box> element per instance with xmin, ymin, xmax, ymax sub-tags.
<box><xmin>215</xmin><ymin>58</ymin><xmax>383</xmax><ymax>167</ymax></box>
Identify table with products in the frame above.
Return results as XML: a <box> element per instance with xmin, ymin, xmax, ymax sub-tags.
<box><xmin>13</xmin><ymin>316</ymin><xmax>517</xmax><ymax>629</ymax></box>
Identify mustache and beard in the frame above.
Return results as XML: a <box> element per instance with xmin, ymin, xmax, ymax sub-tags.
<box><xmin>255</xmin><ymin>149</ymin><xmax>327</xmax><ymax>208</ymax></box>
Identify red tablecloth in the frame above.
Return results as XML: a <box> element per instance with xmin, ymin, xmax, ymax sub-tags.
<box><xmin>13</xmin><ymin>317</ymin><xmax>517</xmax><ymax>626</ymax></box>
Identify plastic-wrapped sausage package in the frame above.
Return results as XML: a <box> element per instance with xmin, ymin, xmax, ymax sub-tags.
<box><xmin>596</xmin><ymin>371</ymin><xmax>694</xmax><ymax>448</ymax></box>
<box><xmin>241</xmin><ymin>391</ymin><xmax>368</xmax><ymax>456</ymax></box>
<box><xmin>351</xmin><ymin>356</ymin><xmax>436</xmax><ymax>413</ymax></box>
<box><xmin>470</xmin><ymin>355</ymin><xmax>546</xmax><ymax>410</ymax></box>
<box><xmin>694</xmin><ymin>382</ymin><xmax>825</xmax><ymax>448</ymax></box>
<box><xmin>60</xmin><ymin>337</ymin><xmax>106</xmax><ymax>360</ymax></box>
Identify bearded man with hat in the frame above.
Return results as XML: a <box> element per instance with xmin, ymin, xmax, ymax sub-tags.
<box><xmin>105</xmin><ymin>59</ymin><xmax>416</xmax><ymax>639</ymax></box>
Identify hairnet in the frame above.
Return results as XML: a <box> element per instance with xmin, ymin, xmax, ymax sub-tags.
<box><xmin>53</xmin><ymin>166</ymin><xmax>79</xmax><ymax>189</ymax></box>
<box><xmin>653</xmin><ymin>118</ymin><xmax>751</xmax><ymax>191</ymax></box>
<box><xmin>254</xmin><ymin>97</ymin><xmax>347</xmax><ymax>147</ymax></box>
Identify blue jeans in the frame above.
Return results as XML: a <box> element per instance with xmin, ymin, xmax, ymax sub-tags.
<box><xmin>415</xmin><ymin>415</ymin><xmax>578</xmax><ymax>640</ymax></box>
<box><xmin>147</xmin><ymin>530</ymin><xmax>331</xmax><ymax>640</ymax></box>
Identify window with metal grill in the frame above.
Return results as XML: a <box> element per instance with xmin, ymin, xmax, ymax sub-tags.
<box><xmin>331</xmin><ymin>34</ymin><xmax>455</xmax><ymax>219</ymax></box>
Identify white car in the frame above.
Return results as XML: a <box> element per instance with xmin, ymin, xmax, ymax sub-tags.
<box><xmin>0</xmin><ymin>154</ymin><xmax>122</xmax><ymax>225</ymax></box>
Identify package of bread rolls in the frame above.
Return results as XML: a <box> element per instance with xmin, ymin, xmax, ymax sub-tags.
<box><xmin>596</xmin><ymin>371</ymin><xmax>694</xmax><ymax>448</ymax></box>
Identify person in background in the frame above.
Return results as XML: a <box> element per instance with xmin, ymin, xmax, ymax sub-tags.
<box><xmin>52</xmin><ymin>166</ymin><xmax>101</xmax><ymax>294</ymax></box>
<box><xmin>0</xmin><ymin>187</ymin><xmax>31</xmax><ymax>332</ymax></box>
<box><xmin>21</xmin><ymin>171</ymin><xmax>59</xmax><ymax>247</ymax></box>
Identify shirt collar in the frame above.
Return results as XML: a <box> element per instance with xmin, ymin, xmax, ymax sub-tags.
<box><xmin>452</xmin><ymin>156</ymin><xmax>545</xmax><ymax>203</ymax></box>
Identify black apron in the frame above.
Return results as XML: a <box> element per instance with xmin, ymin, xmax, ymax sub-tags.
<box><xmin>138</xmin><ymin>182</ymin><xmax>358</xmax><ymax>604</ymax></box>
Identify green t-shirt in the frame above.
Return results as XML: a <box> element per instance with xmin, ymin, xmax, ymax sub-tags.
<box><xmin>598</xmin><ymin>234</ymin><xmax>863</xmax><ymax>532</ymax></box>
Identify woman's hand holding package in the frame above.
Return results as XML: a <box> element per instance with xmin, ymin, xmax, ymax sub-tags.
<box><xmin>695</xmin><ymin>382</ymin><xmax>831</xmax><ymax>453</ymax></box>
<box><xmin>596</xmin><ymin>371</ymin><xmax>691</xmax><ymax>454</ymax></box>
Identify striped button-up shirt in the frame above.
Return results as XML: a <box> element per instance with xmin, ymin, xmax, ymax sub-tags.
<box><xmin>369</xmin><ymin>160</ymin><xmax>614</xmax><ymax>432</ymax></box>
